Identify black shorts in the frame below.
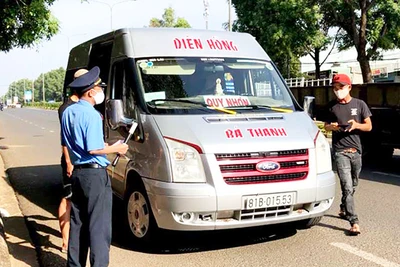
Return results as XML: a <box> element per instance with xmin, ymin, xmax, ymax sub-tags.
<box><xmin>61</xmin><ymin>154</ymin><xmax>72</xmax><ymax>199</ymax></box>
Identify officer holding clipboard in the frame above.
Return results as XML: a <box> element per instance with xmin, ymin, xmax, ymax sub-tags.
<box><xmin>61</xmin><ymin>66</ymin><xmax>128</xmax><ymax>266</ymax></box>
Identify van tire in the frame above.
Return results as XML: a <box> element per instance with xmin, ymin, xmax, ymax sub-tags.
<box><xmin>123</xmin><ymin>180</ymin><xmax>161</xmax><ymax>249</ymax></box>
<box><xmin>296</xmin><ymin>216</ymin><xmax>322</xmax><ymax>229</ymax></box>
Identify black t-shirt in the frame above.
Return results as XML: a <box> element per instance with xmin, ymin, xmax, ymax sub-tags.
<box><xmin>326</xmin><ymin>98</ymin><xmax>372</xmax><ymax>153</ymax></box>
<box><xmin>58</xmin><ymin>98</ymin><xmax>76</xmax><ymax>147</ymax></box>
<box><xmin>58</xmin><ymin>98</ymin><xmax>75</xmax><ymax>123</ymax></box>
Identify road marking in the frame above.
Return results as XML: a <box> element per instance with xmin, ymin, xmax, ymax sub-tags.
<box><xmin>41</xmin><ymin>127</ymin><xmax>45</xmax><ymax>130</ymax></box>
<box><xmin>49</xmin><ymin>130</ymin><xmax>54</xmax><ymax>133</ymax></box>
<box><xmin>373</xmin><ymin>171</ymin><xmax>400</xmax><ymax>178</ymax></box>
<box><xmin>331</xmin><ymin>242</ymin><xmax>400</xmax><ymax>267</ymax></box>
<box><xmin>4</xmin><ymin>145</ymin><xmax>33</xmax><ymax>148</ymax></box>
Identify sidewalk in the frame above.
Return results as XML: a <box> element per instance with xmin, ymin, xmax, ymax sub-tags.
<box><xmin>0</xmin><ymin>155</ymin><xmax>39</xmax><ymax>267</ymax></box>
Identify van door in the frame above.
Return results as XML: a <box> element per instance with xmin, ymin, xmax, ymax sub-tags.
<box><xmin>88</xmin><ymin>41</ymin><xmax>113</xmax><ymax>121</ymax></box>
<box><xmin>106</xmin><ymin>59</ymin><xmax>138</xmax><ymax>198</ymax></box>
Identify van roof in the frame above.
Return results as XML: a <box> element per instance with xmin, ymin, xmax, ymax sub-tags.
<box><xmin>69</xmin><ymin>28</ymin><xmax>271</xmax><ymax>65</ymax></box>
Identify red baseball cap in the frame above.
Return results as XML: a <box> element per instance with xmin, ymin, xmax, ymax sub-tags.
<box><xmin>332</xmin><ymin>74</ymin><xmax>351</xmax><ymax>85</ymax></box>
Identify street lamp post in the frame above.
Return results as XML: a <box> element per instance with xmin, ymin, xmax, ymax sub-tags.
<box><xmin>42</xmin><ymin>72</ymin><xmax>45</xmax><ymax>102</ymax></box>
<box><xmin>228</xmin><ymin>0</ymin><xmax>232</xmax><ymax>31</ymax></box>
<box><xmin>91</xmin><ymin>0</ymin><xmax>136</xmax><ymax>30</ymax></box>
<box><xmin>60</xmin><ymin>33</ymin><xmax>87</xmax><ymax>51</ymax></box>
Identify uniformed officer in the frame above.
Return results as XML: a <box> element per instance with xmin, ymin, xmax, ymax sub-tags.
<box><xmin>61</xmin><ymin>66</ymin><xmax>128</xmax><ymax>267</ymax></box>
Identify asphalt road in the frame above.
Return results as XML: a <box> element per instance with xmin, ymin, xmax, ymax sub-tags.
<box><xmin>0</xmin><ymin>107</ymin><xmax>400</xmax><ymax>267</ymax></box>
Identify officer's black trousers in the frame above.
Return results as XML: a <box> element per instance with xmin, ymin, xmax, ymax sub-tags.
<box><xmin>67</xmin><ymin>168</ymin><xmax>112</xmax><ymax>267</ymax></box>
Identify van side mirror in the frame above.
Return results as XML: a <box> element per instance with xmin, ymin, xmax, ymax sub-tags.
<box><xmin>106</xmin><ymin>99</ymin><xmax>134</xmax><ymax>130</ymax></box>
<box><xmin>303</xmin><ymin>96</ymin><xmax>315</xmax><ymax>118</ymax></box>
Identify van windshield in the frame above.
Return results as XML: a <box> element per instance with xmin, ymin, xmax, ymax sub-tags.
<box><xmin>137</xmin><ymin>57</ymin><xmax>296</xmax><ymax>114</ymax></box>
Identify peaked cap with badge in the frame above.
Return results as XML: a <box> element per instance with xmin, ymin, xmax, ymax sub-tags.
<box><xmin>68</xmin><ymin>66</ymin><xmax>106</xmax><ymax>94</ymax></box>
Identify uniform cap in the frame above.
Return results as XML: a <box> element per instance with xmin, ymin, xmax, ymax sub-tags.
<box><xmin>68</xmin><ymin>66</ymin><xmax>106</xmax><ymax>94</ymax></box>
<box><xmin>332</xmin><ymin>74</ymin><xmax>351</xmax><ymax>85</ymax></box>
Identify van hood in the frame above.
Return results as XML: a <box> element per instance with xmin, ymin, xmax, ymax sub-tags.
<box><xmin>152</xmin><ymin>112</ymin><xmax>319</xmax><ymax>154</ymax></box>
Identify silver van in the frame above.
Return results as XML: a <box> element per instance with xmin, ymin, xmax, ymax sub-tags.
<box><xmin>64</xmin><ymin>28</ymin><xmax>335</xmax><ymax>245</ymax></box>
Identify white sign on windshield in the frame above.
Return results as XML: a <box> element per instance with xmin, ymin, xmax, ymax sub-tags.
<box><xmin>144</xmin><ymin>91</ymin><xmax>166</xmax><ymax>102</ymax></box>
<box><xmin>203</xmin><ymin>95</ymin><xmax>251</xmax><ymax>108</ymax></box>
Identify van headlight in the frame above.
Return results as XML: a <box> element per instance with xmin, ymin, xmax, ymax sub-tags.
<box><xmin>314</xmin><ymin>131</ymin><xmax>332</xmax><ymax>174</ymax></box>
<box><xmin>165</xmin><ymin>137</ymin><xmax>206</xmax><ymax>183</ymax></box>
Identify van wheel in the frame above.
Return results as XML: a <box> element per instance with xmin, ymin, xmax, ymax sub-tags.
<box><xmin>296</xmin><ymin>216</ymin><xmax>322</xmax><ymax>229</ymax></box>
<box><xmin>124</xmin><ymin>181</ymin><xmax>160</xmax><ymax>247</ymax></box>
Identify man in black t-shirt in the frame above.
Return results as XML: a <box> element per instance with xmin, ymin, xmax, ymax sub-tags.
<box><xmin>324</xmin><ymin>73</ymin><xmax>372</xmax><ymax>236</ymax></box>
<box><xmin>57</xmin><ymin>68</ymin><xmax>88</xmax><ymax>253</ymax></box>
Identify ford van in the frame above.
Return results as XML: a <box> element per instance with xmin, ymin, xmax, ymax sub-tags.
<box><xmin>63</xmin><ymin>28</ymin><xmax>335</xmax><ymax>245</ymax></box>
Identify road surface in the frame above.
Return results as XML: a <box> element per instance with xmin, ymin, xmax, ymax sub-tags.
<box><xmin>0</xmin><ymin>107</ymin><xmax>399</xmax><ymax>267</ymax></box>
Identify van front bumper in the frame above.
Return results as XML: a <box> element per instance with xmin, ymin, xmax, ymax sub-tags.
<box><xmin>143</xmin><ymin>170</ymin><xmax>335</xmax><ymax>231</ymax></box>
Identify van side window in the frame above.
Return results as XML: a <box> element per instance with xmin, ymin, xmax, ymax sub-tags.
<box><xmin>111</xmin><ymin>60</ymin><xmax>136</xmax><ymax>119</ymax></box>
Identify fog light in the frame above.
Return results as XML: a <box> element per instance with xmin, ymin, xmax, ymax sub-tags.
<box><xmin>181</xmin><ymin>212</ymin><xmax>194</xmax><ymax>222</ymax></box>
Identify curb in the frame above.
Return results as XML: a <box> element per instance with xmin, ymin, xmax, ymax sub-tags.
<box><xmin>0</xmin><ymin>155</ymin><xmax>12</xmax><ymax>267</ymax></box>
<box><xmin>0</xmin><ymin>154</ymin><xmax>39</xmax><ymax>267</ymax></box>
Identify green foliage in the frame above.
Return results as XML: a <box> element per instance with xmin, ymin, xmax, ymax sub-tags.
<box><xmin>233</xmin><ymin>0</ymin><xmax>400</xmax><ymax>83</ymax></box>
<box><xmin>231</xmin><ymin>0</ymin><xmax>322</xmax><ymax>78</ymax></box>
<box><xmin>0</xmin><ymin>0</ymin><xmax>59</xmax><ymax>52</ymax></box>
<box><xmin>149</xmin><ymin>7</ymin><xmax>191</xmax><ymax>28</ymax></box>
<box><xmin>33</xmin><ymin>67</ymin><xmax>65</xmax><ymax>102</ymax></box>
<box><xmin>315</xmin><ymin>121</ymin><xmax>331</xmax><ymax>138</ymax></box>
<box><xmin>25</xmin><ymin>101</ymin><xmax>62</xmax><ymax>110</ymax></box>
<box><xmin>2</xmin><ymin>67</ymin><xmax>65</xmax><ymax>103</ymax></box>
<box><xmin>319</xmin><ymin>0</ymin><xmax>400</xmax><ymax>82</ymax></box>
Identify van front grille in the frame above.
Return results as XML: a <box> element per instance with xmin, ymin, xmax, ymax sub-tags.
<box><xmin>216</xmin><ymin>149</ymin><xmax>309</xmax><ymax>185</ymax></box>
<box><xmin>224</xmin><ymin>172</ymin><xmax>307</xmax><ymax>185</ymax></box>
<box><xmin>237</xmin><ymin>205</ymin><xmax>291</xmax><ymax>220</ymax></box>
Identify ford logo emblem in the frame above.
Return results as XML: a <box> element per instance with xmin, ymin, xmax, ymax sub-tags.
<box><xmin>256</xmin><ymin>161</ymin><xmax>280</xmax><ymax>172</ymax></box>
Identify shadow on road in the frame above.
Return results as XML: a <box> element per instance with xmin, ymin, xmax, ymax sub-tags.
<box><xmin>7</xmin><ymin>165</ymin><xmax>62</xmax><ymax>218</ymax></box>
<box><xmin>6</xmin><ymin>165</ymin><xmax>66</xmax><ymax>266</ymax></box>
<box><xmin>111</xmin><ymin>197</ymin><xmax>298</xmax><ymax>255</ymax></box>
<box><xmin>4</xmin><ymin>215</ymin><xmax>66</xmax><ymax>267</ymax></box>
<box><xmin>8</xmin><ymin>158</ymin><xmax>398</xmax><ymax>260</ymax></box>
<box><xmin>5</xmin><ymin>164</ymin><xmax>299</xmax><ymax>260</ymax></box>
<box><xmin>360</xmin><ymin>154</ymin><xmax>400</xmax><ymax>187</ymax></box>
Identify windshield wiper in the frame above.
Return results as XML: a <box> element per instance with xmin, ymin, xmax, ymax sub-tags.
<box><xmin>148</xmin><ymin>99</ymin><xmax>237</xmax><ymax>115</ymax></box>
<box><xmin>227</xmin><ymin>105</ymin><xmax>293</xmax><ymax>113</ymax></box>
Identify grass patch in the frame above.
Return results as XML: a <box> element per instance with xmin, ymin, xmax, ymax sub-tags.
<box><xmin>24</xmin><ymin>102</ymin><xmax>62</xmax><ymax>110</ymax></box>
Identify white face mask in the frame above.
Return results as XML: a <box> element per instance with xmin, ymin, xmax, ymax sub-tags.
<box><xmin>92</xmin><ymin>90</ymin><xmax>105</xmax><ymax>105</ymax></box>
<box><xmin>334</xmin><ymin>86</ymin><xmax>350</xmax><ymax>100</ymax></box>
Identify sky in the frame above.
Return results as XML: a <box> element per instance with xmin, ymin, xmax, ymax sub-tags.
<box><xmin>0</xmin><ymin>0</ymin><xmax>237</xmax><ymax>96</ymax></box>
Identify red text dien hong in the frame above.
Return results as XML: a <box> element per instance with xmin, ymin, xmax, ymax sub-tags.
<box><xmin>173</xmin><ymin>38</ymin><xmax>239</xmax><ymax>51</ymax></box>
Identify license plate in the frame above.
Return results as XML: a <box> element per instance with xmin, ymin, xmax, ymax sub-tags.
<box><xmin>242</xmin><ymin>192</ymin><xmax>295</xmax><ymax>210</ymax></box>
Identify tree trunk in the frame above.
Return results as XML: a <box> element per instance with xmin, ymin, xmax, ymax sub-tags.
<box><xmin>358</xmin><ymin>53</ymin><xmax>372</xmax><ymax>83</ymax></box>
<box><xmin>314</xmin><ymin>47</ymin><xmax>321</xmax><ymax>79</ymax></box>
<box><xmin>358</xmin><ymin>1</ymin><xmax>372</xmax><ymax>84</ymax></box>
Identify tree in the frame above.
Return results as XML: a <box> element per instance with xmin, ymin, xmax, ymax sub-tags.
<box><xmin>0</xmin><ymin>0</ymin><xmax>59</xmax><ymax>52</ymax></box>
<box><xmin>5</xmin><ymin>78</ymin><xmax>33</xmax><ymax>103</ymax></box>
<box><xmin>149</xmin><ymin>7</ymin><xmax>191</xmax><ymax>28</ymax></box>
<box><xmin>231</xmin><ymin>0</ymin><xmax>323</xmax><ymax>79</ymax></box>
<box><xmin>319</xmin><ymin>0</ymin><xmax>400</xmax><ymax>83</ymax></box>
<box><xmin>3</xmin><ymin>67</ymin><xmax>65</xmax><ymax>102</ymax></box>
<box><xmin>33</xmin><ymin>67</ymin><xmax>65</xmax><ymax>102</ymax></box>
